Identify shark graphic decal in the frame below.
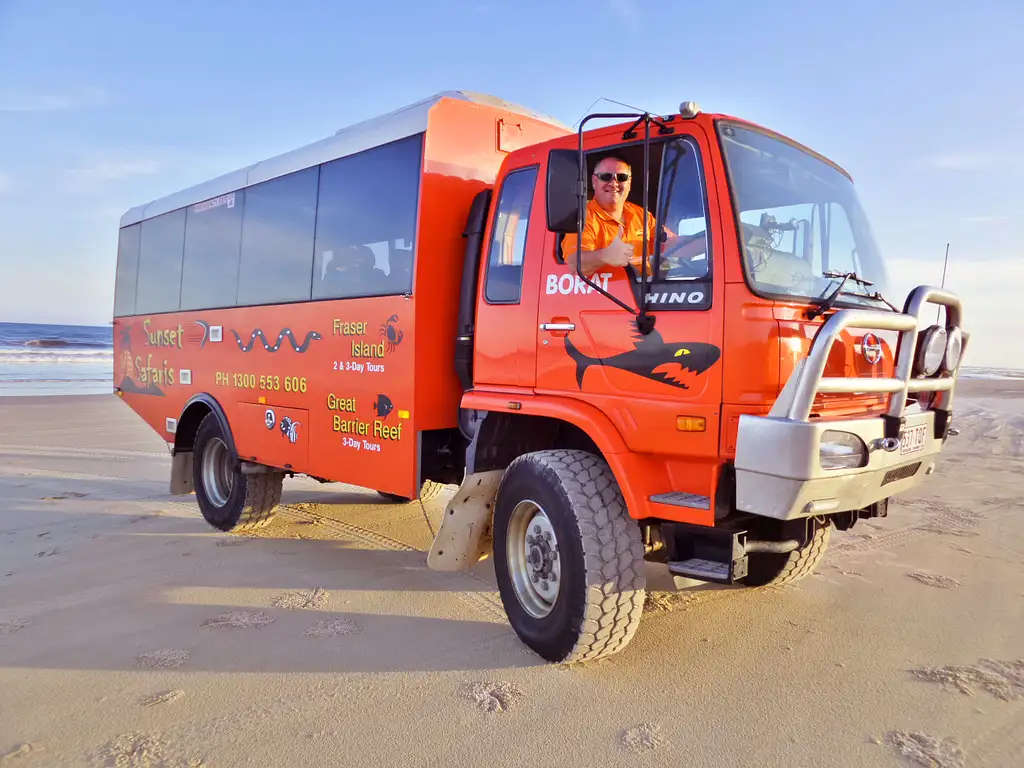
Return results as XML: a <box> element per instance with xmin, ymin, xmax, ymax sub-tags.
<box><xmin>564</xmin><ymin>326</ymin><xmax>720</xmax><ymax>390</ymax></box>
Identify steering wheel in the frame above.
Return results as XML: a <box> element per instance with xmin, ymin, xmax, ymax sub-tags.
<box><xmin>659</xmin><ymin>235</ymin><xmax>708</xmax><ymax>279</ymax></box>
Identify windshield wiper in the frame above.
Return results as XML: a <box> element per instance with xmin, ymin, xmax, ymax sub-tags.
<box><xmin>806</xmin><ymin>270</ymin><xmax>897</xmax><ymax>320</ymax></box>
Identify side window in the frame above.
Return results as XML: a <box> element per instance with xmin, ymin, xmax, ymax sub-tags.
<box><xmin>179</xmin><ymin>190</ymin><xmax>245</xmax><ymax>310</ymax></box>
<box><xmin>135</xmin><ymin>208</ymin><xmax>186</xmax><ymax>314</ymax></box>
<box><xmin>312</xmin><ymin>134</ymin><xmax>423</xmax><ymax>300</ymax></box>
<box><xmin>113</xmin><ymin>223</ymin><xmax>141</xmax><ymax>317</ymax></box>
<box><xmin>236</xmin><ymin>166</ymin><xmax>319</xmax><ymax>307</ymax></box>
<box><xmin>484</xmin><ymin>166</ymin><xmax>538</xmax><ymax>304</ymax></box>
<box><xmin>656</xmin><ymin>138</ymin><xmax>711</xmax><ymax>282</ymax></box>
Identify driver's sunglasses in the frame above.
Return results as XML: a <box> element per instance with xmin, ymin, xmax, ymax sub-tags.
<box><xmin>594</xmin><ymin>172</ymin><xmax>630</xmax><ymax>183</ymax></box>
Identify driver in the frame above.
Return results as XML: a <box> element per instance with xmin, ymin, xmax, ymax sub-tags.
<box><xmin>561</xmin><ymin>154</ymin><xmax>706</xmax><ymax>278</ymax></box>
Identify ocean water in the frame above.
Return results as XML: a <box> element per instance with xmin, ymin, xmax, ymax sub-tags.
<box><xmin>0</xmin><ymin>322</ymin><xmax>113</xmax><ymax>396</ymax></box>
<box><xmin>0</xmin><ymin>321</ymin><xmax>1020</xmax><ymax>397</ymax></box>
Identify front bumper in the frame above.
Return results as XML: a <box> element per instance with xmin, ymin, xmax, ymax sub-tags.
<box><xmin>734</xmin><ymin>285</ymin><xmax>967</xmax><ymax>521</ymax></box>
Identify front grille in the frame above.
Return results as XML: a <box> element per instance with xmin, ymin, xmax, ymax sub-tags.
<box><xmin>882</xmin><ymin>462</ymin><xmax>921</xmax><ymax>486</ymax></box>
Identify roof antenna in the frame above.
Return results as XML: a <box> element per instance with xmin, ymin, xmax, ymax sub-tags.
<box><xmin>572</xmin><ymin>97</ymin><xmax>651</xmax><ymax>129</ymax></box>
<box><xmin>936</xmin><ymin>242</ymin><xmax>950</xmax><ymax>324</ymax></box>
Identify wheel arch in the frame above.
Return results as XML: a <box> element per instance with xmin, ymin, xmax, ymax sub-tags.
<box><xmin>174</xmin><ymin>393</ymin><xmax>235</xmax><ymax>455</ymax></box>
<box><xmin>169</xmin><ymin>393</ymin><xmax>234</xmax><ymax>496</ymax></box>
<box><xmin>461</xmin><ymin>393</ymin><xmax>628</xmax><ymax>475</ymax></box>
<box><xmin>427</xmin><ymin>397</ymin><xmax>639</xmax><ymax>574</ymax></box>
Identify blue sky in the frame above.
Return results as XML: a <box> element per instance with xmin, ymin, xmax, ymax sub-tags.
<box><xmin>1</xmin><ymin>0</ymin><xmax>1021</xmax><ymax>367</ymax></box>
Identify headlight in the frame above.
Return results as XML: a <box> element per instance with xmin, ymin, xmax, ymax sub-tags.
<box><xmin>944</xmin><ymin>326</ymin><xmax>963</xmax><ymax>372</ymax></box>
<box><xmin>914</xmin><ymin>325</ymin><xmax>947</xmax><ymax>377</ymax></box>
<box><xmin>819</xmin><ymin>430</ymin><xmax>867</xmax><ymax>470</ymax></box>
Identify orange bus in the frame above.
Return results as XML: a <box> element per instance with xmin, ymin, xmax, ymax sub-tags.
<box><xmin>112</xmin><ymin>91</ymin><xmax>968</xmax><ymax>664</ymax></box>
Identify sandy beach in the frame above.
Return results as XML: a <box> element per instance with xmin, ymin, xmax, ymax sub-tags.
<box><xmin>1</xmin><ymin>381</ymin><xmax>1021</xmax><ymax>767</ymax></box>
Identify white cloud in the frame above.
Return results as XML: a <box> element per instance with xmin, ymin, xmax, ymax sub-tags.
<box><xmin>0</xmin><ymin>85</ymin><xmax>110</xmax><ymax>113</ymax></box>
<box><xmin>885</xmin><ymin>256</ymin><xmax>1024</xmax><ymax>369</ymax></box>
<box><xmin>61</xmin><ymin>153</ymin><xmax>168</xmax><ymax>190</ymax></box>
<box><xmin>925</xmin><ymin>150</ymin><xmax>1024</xmax><ymax>172</ymax></box>
<box><xmin>958</xmin><ymin>215</ymin><xmax>1007</xmax><ymax>223</ymax></box>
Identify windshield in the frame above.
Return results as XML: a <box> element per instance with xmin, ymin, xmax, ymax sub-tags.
<box><xmin>717</xmin><ymin>122</ymin><xmax>891</xmax><ymax>310</ymax></box>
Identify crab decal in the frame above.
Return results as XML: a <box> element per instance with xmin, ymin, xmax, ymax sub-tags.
<box><xmin>380</xmin><ymin>314</ymin><xmax>404</xmax><ymax>353</ymax></box>
<box><xmin>280</xmin><ymin>416</ymin><xmax>300</xmax><ymax>444</ymax></box>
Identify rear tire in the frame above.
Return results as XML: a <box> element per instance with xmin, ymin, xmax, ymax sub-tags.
<box><xmin>192</xmin><ymin>412</ymin><xmax>283</xmax><ymax>532</ymax></box>
<box><xmin>492</xmin><ymin>449</ymin><xmax>646</xmax><ymax>664</ymax></box>
<box><xmin>743</xmin><ymin>519</ymin><xmax>831</xmax><ymax>586</ymax></box>
<box><xmin>377</xmin><ymin>480</ymin><xmax>448</xmax><ymax>504</ymax></box>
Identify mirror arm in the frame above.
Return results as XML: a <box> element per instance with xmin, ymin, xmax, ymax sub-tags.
<box><xmin>571</xmin><ymin>112</ymin><xmax>644</xmax><ymax>316</ymax></box>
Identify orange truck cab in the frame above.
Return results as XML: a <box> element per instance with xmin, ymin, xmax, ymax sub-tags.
<box><xmin>111</xmin><ymin>92</ymin><xmax>968</xmax><ymax>665</ymax></box>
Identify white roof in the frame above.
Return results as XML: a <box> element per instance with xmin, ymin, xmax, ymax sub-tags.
<box><xmin>119</xmin><ymin>91</ymin><xmax>569</xmax><ymax>228</ymax></box>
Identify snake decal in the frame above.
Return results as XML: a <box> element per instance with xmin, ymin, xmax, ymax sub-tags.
<box><xmin>232</xmin><ymin>328</ymin><xmax>323</xmax><ymax>353</ymax></box>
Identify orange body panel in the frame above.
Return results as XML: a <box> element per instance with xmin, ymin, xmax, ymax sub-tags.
<box><xmin>113</xmin><ymin>97</ymin><xmax>571</xmax><ymax>500</ymax></box>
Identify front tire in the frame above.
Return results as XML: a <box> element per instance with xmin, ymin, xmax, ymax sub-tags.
<box><xmin>743</xmin><ymin>519</ymin><xmax>831</xmax><ymax>586</ymax></box>
<box><xmin>492</xmin><ymin>449</ymin><xmax>646</xmax><ymax>664</ymax></box>
<box><xmin>192</xmin><ymin>413</ymin><xmax>283</xmax><ymax>532</ymax></box>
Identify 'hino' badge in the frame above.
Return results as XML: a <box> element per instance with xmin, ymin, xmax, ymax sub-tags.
<box><xmin>861</xmin><ymin>333</ymin><xmax>882</xmax><ymax>365</ymax></box>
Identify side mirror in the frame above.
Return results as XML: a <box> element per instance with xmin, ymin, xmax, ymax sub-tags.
<box><xmin>546</xmin><ymin>149</ymin><xmax>582</xmax><ymax>234</ymax></box>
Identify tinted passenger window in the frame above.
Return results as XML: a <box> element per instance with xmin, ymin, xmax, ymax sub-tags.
<box><xmin>113</xmin><ymin>224</ymin><xmax>141</xmax><ymax>316</ymax></box>
<box><xmin>135</xmin><ymin>208</ymin><xmax>186</xmax><ymax>314</ymax></box>
<box><xmin>180</xmin><ymin>190</ymin><xmax>245</xmax><ymax>310</ymax></box>
<box><xmin>484</xmin><ymin>166</ymin><xmax>537</xmax><ymax>303</ymax></box>
<box><xmin>312</xmin><ymin>135</ymin><xmax>423</xmax><ymax>300</ymax></box>
<box><xmin>236</xmin><ymin>167</ymin><xmax>319</xmax><ymax>306</ymax></box>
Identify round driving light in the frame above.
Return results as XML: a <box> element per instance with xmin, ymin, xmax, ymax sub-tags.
<box><xmin>944</xmin><ymin>326</ymin><xmax>963</xmax><ymax>372</ymax></box>
<box><xmin>915</xmin><ymin>325</ymin><xmax>947</xmax><ymax>377</ymax></box>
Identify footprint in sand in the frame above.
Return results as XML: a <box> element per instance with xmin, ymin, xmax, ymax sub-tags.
<box><xmin>133</xmin><ymin>649</ymin><xmax>191</xmax><ymax>669</ymax></box>
<box><xmin>273</xmin><ymin>588</ymin><xmax>329</xmax><ymax>610</ymax></box>
<box><xmin>201</xmin><ymin>610</ymin><xmax>275</xmax><ymax>630</ymax></box>
<box><xmin>910</xmin><ymin>659</ymin><xmax>1024</xmax><ymax>701</ymax></box>
<box><xmin>644</xmin><ymin>591</ymin><xmax>702</xmax><ymax>614</ymax></box>
<box><xmin>0</xmin><ymin>619</ymin><xmax>30</xmax><ymax>636</ymax></box>
<box><xmin>461</xmin><ymin>681</ymin><xmax>524</xmax><ymax>713</ymax></box>
<box><xmin>908</xmin><ymin>573</ymin><xmax>961</xmax><ymax>589</ymax></box>
<box><xmin>1</xmin><ymin>742</ymin><xmax>45</xmax><ymax>762</ymax></box>
<box><xmin>139</xmin><ymin>690</ymin><xmax>185</xmax><ymax>708</ymax></box>
<box><xmin>93</xmin><ymin>732</ymin><xmax>203</xmax><ymax>768</ymax></box>
<box><xmin>215</xmin><ymin>537</ymin><xmax>252</xmax><ymax>547</ymax></box>
<box><xmin>621</xmin><ymin>723</ymin><xmax>667</xmax><ymax>752</ymax></box>
<box><xmin>303</xmin><ymin>618</ymin><xmax>360</xmax><ymax>638</ymax></box>
<box><xmin>885</xmin><ymin>730</ymin><xmax>964</xmax><ymax>768</ymax></box>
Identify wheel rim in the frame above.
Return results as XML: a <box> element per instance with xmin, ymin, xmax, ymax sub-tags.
<box><xmin>506</xmin><ymin>499</ymin><xmax>561</xmax><ymax>619</ymax></box>
<box><xmin>201</xmin><ymin>437</ymin><xmax>234</xmax><ymax>507</ymax></box>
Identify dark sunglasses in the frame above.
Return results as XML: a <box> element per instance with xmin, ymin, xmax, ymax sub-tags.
<box><xmin>594</xmin><ymin>172</ymin><xmax>630</xmax><ymax>183</ymax></box>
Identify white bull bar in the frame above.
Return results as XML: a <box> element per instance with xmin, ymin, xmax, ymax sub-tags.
<box><xmin>733</xmin><ymin>285</ymin><xmax>967</xmax><ymax>521</ymax></box>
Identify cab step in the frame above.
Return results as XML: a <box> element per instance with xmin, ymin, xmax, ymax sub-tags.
<box><xmin>660</xmin><ymin>522</ymin><xmax>750</xmax><ymax>584</ymax></box>
<box><xmin>667</xmin><ymin>555</ymin><xmax>748</xmax><ymax>583</ymax></box>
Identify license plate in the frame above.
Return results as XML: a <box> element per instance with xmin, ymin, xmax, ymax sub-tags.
<box><xmin>900</xmin><ymin>424</ymin><xmax>928</xmax><ymax>455</ymax></box>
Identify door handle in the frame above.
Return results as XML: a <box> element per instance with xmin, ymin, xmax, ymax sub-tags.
<box><xmin>540</xmin><ymin>322</ymin><xmax>575</xmax><ymax>331</ymax></box>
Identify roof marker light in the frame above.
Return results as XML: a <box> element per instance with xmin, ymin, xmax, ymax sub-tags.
<box><xmin>678</xmin><ymin>101</ymin><xmax>701</xmax><ymax>119</ymax></box>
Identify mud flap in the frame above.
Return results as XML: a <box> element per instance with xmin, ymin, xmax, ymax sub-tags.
<box><xmin>426</xmin><ymin>469</ymin><xmax>505</xmax><ymax>571</ymax></box>
<box><xmin>170</xmin><ymin>451</ymin><xmax>194</xmax><ymax>495</ymax></box>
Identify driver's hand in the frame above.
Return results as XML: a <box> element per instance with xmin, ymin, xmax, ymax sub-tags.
<box><xmin>605</xmin><ymin>226</ymin><xmax>634</xmax><ymax>267</ymax></box>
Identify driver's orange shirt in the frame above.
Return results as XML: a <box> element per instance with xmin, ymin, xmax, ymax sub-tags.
<box><xmin>560</xmin><ymin>198</ymin><xmax>673</xmax><ymax>273</ymax></box>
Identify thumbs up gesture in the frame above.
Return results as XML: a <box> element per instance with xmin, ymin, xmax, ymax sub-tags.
<box><xmin>605</xmin><ymin>225</ymin><xmax>634</xmax><ymax>267</ymax></box>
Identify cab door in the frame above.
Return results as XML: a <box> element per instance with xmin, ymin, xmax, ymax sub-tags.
<box><xmin>472</xmin><ymin>163</ymin><xmax>544</xmax><ymax>389</ymax></box>
<box><xmin>534</xmin><ymin>128</ymin><xmax>726</xmax><ymax>461</ymax></box>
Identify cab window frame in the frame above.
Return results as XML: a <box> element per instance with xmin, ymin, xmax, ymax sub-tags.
<box><xmin>482</xmin><ymin>162</ymin><xmax>540</xmax><ymax>306</ymax></box>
